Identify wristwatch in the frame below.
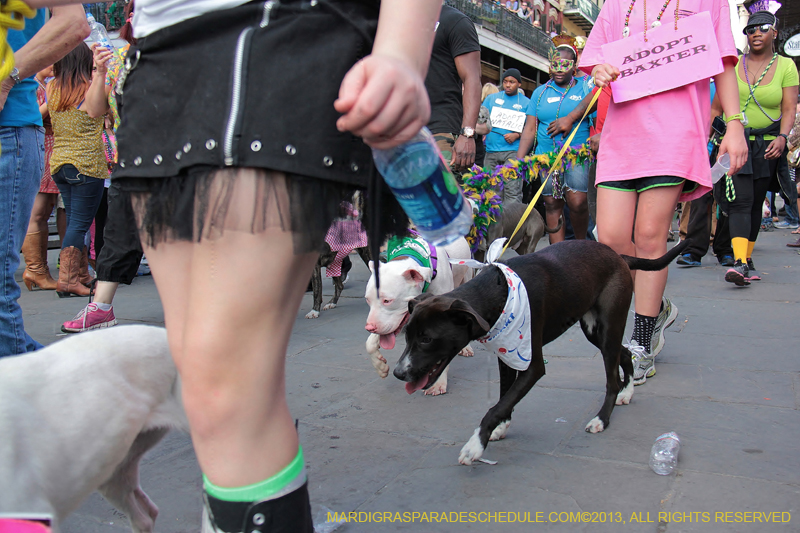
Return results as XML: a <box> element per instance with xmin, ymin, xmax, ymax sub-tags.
<box><xmin>459</xmin><ymin>127</ymin><xmax>475</xmax><ymax>138</ymax></box>
<box><xmin>9</xmin><ymin>67</ymin><xmax>21</xmax><ymax>86</ymax></box>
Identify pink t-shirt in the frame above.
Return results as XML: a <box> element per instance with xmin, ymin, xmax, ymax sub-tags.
<box><xmin>579</xmin><ymin>0</ymin><xmax>737</xmax><ymax>201</ymax></box>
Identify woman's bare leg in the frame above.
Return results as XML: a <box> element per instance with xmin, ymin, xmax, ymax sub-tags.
<box><xmin>631</xmin><ymin>185</ymin><xmax>683</xmax><ymax>316</ymax></box>
<box><xmin>565</xmin><ymin>190</ymin><xmax>589</xmax><ymax>240</ymax></box>
<box><xmin>27</xmin><ymin>193</ymin><xmax>57</xmax><ymax>235</ymax></box>
<box><xmin>544</xmin><ymin>196</ymin><xmax>566</xmax><ymax>243</ymax></box>
<box><xmin>596</xmin><ymin>187</ymin><xmax>637</xmax><ymax>256</ymax></box>
<box><xmin>136</xmin><ymin>170</ymin><xmax>318</xmax><ymax>488</ymax></box>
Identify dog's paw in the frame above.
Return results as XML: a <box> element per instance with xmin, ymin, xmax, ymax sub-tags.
<box><xmin>615</xmin><ymin>380</ymin><xmax>634</xmax><ymax>405</ymax></box>
<box><xmin>305</xmin><ymin>310</ymin><xmax>320</xmax><ymax>319</ymax></box>
<box><xmin>585</xmin><ymin>416</ymin><xmax>606</xmax><ymax>433</ymax></box>
<box><xmin>425</xmin><ymin>372</ymin><xmax>447</xmax><ymax>396</ymax></box>
<box><xmin>489</xmin><ymin>420</ymin><xmax>511</xmax><ymax>441</ymax></box>
<box><xmin>458</xmin><ymin>344</ymin><xmax>474</xmax><ymax>357</ymax></box>
<box><xmin>322</xmin><ymin>302</ymin><xmax>337</xmax><ymax>311</ymax></box>
<box><xmin>459</xmin><ymin>428</ymin><xmax>484</xmax><ymax>465</ymax></box>
<box><xmin>424</xmin><ymin>382</ymin><xmax>447</xmax><ymax>396</ymax></box>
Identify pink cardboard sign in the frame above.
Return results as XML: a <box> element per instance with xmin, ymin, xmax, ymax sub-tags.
<box><xmin>601</xmin><ymin>11</ymin><xmax>723</xmax><ymax>103</ymax></box>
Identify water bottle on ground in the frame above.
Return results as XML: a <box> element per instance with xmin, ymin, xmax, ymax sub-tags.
<box><xmin>649</xmin><ymin>432</ymin><xmax>681</xmax><ymax>475</ymax></box>
<box><xmin>86</xmin><ymin>13</ymin><xmax>118</xmax><ymax>68</ymax></box>
<box><xmin>372</xmin><ymin>127</ymin><xmax>473</xmax><ymax>246</ymax></box>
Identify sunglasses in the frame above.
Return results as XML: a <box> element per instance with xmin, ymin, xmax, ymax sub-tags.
<box><xmin>745</xmin><ymin>24</ymin><xmax>773</xmax><ymax>35</ymax></box>
<box><xmin>550</xmin><ymin>58</ymin><xmax>575</xmax><ymax>74</ymax></box>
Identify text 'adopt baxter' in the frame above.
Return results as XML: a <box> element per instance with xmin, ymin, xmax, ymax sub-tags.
<box><xmin>619</xmin><ymin>35</ymin><xmax>708</xmax><ymax>78</ymax></box>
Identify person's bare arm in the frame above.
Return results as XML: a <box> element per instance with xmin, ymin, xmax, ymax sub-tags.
<box><xmin>714</xmin><ymin>57</ymin><xmax>748</xmax><ymax>175</ymax></box>
<box><xmin>335</xmin><ymin>0</ymin><xmax>442</xmax><ymax>148</ymax></box>
<box><xmin>23</xmin><ymin>0</ymin><xmax>81</xmax><ymax>6</ymax></box>
<box><xmin>709</xmin><ymin>91</ymin><xmax>723</xmax><ymax>124</ymax></box>
<box><xmin>764</xmin><ymin>85</ymin><xmax>799</xmax><ymax>159</ymax></box>
<box><xmin>0</xmin><ymin>5</ymin><xmax>89</xmax><ymax>111</ymax></box>
<box><xmin>81</xmin><ymin>45</ymin><xmax>113</xmax><ymax>118</ymax></box>
<box><xmin>452</xmin><ymin>50</ymin><xmax>481</xmax><ymax>169</ymax></box>
<box><xmin>589</xmin><ymin>132</ymin><xmax>601</xmax><ymax>153</ymax></box>
<box><xmin>476</xmin><ymin>105</ymin><xmax>491</xmax><ymax>135</ymax></box>
<box><xmin>546</xmin><ymin>89</ymin><xmax>598</xmax><ymax>137</ymax></box>
<box><xmin>515</xmin><ymin>115</ymin><xmax>537</xmax><ymax>159</ymax></box>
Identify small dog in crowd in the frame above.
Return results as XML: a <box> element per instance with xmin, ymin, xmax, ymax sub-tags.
<box><xmin>0</xmin><ymin>326</ymin><xmax>187</xmax><ymax>533</ymax></box>
<box><xmin>306</xmin><ymin>241</ymin><xmax>370</xmax><ymax>319</ymax></box>
<box><xmin>393</xmin><ymin>239</ymin><xmax>688</xmax><ymax>464</ymax></box>
<box><xmin>364</xmin><ymin>235</ymin><xmax>473</xmax><ymax>396</ymax></box>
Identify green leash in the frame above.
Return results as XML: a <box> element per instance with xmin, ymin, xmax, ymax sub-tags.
<box><xmin>725</xmin><ymin>173</ymin><xmax>736</xmax><ymax>202</ymax></box>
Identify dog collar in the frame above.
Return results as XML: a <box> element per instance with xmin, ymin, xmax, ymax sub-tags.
<box><xmin>386</xmin><ymin>234</ymin><xmax>438</xmax><ymax>292</ymax></box>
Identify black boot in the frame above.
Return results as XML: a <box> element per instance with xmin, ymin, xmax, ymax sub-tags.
<box><xmin>203</xmin><ymin>482</ymin><xmax>313</xmax><ymax>533</ymax></box>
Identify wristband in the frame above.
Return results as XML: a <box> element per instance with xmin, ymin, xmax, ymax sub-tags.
<box><xmin>725</xmin><ymin>113</ymin><xmax>745</xmax><ymax>124</ymax></box>
<box><xmin>777</xmin><ymin>133</ymin><xmax>788</xmax><ymax>142</ymax></box>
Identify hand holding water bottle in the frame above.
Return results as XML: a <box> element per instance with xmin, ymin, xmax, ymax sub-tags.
<box><xmin>91</xmin><ymin>43</ymin><xmax>114</xmax><ymax>77</ymax></box>
<box><xmin>86</xmin><ymin>13</ymin><xmax>118</xmax><ymax>70</ymax></box>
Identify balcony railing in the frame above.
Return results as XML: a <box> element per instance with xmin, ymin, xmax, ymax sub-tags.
<box><xmin>445</xmin><ymin>0</ymin><xmax>554</xmax><ymax>58</ymax></box>
<box><xmin>563</xmin><ymin>0</ymin><xmax>600</xmax><ymax>25</ymax></box>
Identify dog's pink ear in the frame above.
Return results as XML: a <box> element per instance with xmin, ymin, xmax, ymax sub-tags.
<box><xmin>368</xmin><ymin>261</ymin><xmax>374</xmax><ymax>273</ymax></box>
<box><xmin>448</xmin><ymin>299</ymin><xmax>491</xmax><ymax>336</ymax></box>
<box><xmin>402</xmin><ymin>269</ymin><xmax>426</xmax><ymax>285</ymax></box>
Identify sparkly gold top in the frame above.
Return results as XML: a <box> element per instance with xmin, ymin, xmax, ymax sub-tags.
<box><xmin>49</xmin><ymin>85</ymin><xmax>107</xmax><ymax>179</ymax></box>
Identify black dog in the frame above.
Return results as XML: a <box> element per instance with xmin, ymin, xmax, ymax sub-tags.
<box><xmin>305</xmin><ymin>242</ymin><xmax>370</xmax><ymax>319</ymax></box>
<box><xmin>393</xmin><ymin>239</ymin><xmax>689</xmax><ymax>465</ymax></box>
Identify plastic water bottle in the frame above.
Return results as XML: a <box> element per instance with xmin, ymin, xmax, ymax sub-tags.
<box><xmin>86</xmin><ymin>13</ymin><xmax>118</xmax><ymax>68</ymax></box>
<box><xmin>649</xmin><ymin>432</ymin><xmax>681</xmax><ymax>475</ymax></box>
<box><xmin>372</xmin><ymin>127</ymin><xmax>473</xmax><ymax>246</ymax></box>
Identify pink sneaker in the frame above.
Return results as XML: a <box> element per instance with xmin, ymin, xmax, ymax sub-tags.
<box><xmin>61</xmin><ymin>303</ymin><xmax>117</xmax><ymax>333</ymax></box>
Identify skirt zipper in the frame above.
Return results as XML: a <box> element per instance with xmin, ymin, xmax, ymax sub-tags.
<box><xmin>223</xmin><ymin>1</ymin><xmax>277</xmax><ymax>166</ymax></box>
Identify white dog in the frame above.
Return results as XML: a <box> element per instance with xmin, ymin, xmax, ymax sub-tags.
<box><xmin>365</xmin><ymin>236</ymin><xmax>473</xmax><ymax>395</ymax></box>
<box><xmin>0</xmin><ymin>325</ymin><xmax>187</xmax><ymax>533</ymax></box>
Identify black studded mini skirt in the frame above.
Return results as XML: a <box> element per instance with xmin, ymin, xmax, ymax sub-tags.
<box><xmin>113</xmin><ymin>0</ymin><xmax>408</xmax><ymax>253</ymax></box>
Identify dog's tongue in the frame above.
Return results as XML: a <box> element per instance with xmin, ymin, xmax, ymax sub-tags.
<box><xmin>405</xmin><ymin>375</ymin><xmax>429</xmax><ymax>395</ymax></box>
<box><xmin>379</xmin><ymin>333</ymin><xmax>396</xmax><ymax>350</ymax></box>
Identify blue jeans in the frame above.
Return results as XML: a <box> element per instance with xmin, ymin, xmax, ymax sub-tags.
<box><xmin>0</xmin><ymin>126</ymin><xmax>45</xmax><ymax>357</ymax></box>
<box><xmin>52</xmin><ymin>164</ymin><xmax>106</xmax><ymax>249</ymax></box>
<box><xmin>783</xmin><ymin>196</ymin><xmax>799</xmax><ymax>225</ymax></box>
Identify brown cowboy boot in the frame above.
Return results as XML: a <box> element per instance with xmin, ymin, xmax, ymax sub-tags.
<box><xmin>57</xmin><ymin>246</ymin><xmax>92</xmax><ymax>297</ymax></box>
<box><xmin>78</xmin><ymin>246</ymin><xmax>95</xmax><ymax>288</ymax></box>
<box><xmin>21</xmin><ymin>231</ymin><xmax>58</xmax><ymax>291</ymax></box>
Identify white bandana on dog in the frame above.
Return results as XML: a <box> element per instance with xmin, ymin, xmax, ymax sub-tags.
<box><xmin>450</xmin><ymin>239</ymin><xmax>533</xmax><ymax>371</ymax></box>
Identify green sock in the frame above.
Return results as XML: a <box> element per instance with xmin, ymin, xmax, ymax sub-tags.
<box><xmin>203</xmin><ymin>446</ymin><xmax>306</xmax><ymax>502</ymax></box>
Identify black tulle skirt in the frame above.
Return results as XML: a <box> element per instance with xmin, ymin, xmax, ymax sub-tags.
<box><xmin>113</xmin><ymin>0</ymin><xmax>408</xmax><ymax>254</ymax></box>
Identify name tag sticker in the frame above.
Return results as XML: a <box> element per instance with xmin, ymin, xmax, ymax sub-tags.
<box><xmin>490</xmin><ymin>107</ymin><xmax>526</xmax><ymax>133</ymax></box>
<box><xmin>495</xmin><ymin>98</ymin><xmax>505</xmax><ymax>105</ymax></box>
<box><xmin>547</xmin><ymin>97</ymin><xmax>561</xmax><ymax>103</ymax></box>
<box><xmin>601</xmin><ymin>11</ymin><xmax>723</xmax><ymax>103</ymax></box>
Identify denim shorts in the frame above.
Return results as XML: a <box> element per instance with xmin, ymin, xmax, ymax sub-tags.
<box><xmin>541</xmin><ymin>162</ymin><xmax>590</xmax><ymax>196</ymax></box>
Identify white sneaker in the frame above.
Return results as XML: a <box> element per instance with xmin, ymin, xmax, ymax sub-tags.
<box><xmin>650</xmin><ymin>296</ymin><xmax>678</xmax><ymax>357</ymax></box>
<box><xmin>624</xmin><ymin>340</ymin><xmax>654</xmax><ymax>386</ymax></box>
